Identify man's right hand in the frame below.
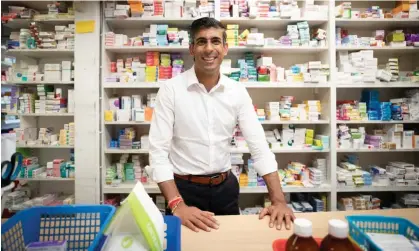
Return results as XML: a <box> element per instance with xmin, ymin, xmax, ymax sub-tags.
<box><xmin>173</xmin><ymin>202</ymin><xmax>219</xmax><ymax>232</ymax></box>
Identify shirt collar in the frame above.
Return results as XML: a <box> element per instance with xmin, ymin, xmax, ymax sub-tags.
<box><xmin>186</xmin><ymin>66</ymin><xmax>225</xmax><ymax>92</ymax></box>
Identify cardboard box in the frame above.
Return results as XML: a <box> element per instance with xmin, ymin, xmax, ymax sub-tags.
<box><xmin>402</xmin><ymin>130</ymin><xmax>414</xmax><ymax>149</ymax></box>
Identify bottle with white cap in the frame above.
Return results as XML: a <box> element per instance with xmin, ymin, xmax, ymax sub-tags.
<box><xmin>286</xmin><ymin>218</ymin><xmax>319</xmax><ymax>251</ymax></box>
<box><xmin>320</xmin><ymin>219</ymin><xmax>355</xmax><ymax>251</ymax></box>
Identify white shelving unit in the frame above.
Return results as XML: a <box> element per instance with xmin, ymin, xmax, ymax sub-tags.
<box><xmin>2</xmin><ymin>1</ymin><xmax>76</xmax><ymax>201</ymax></box>
<box><xmin>100</xmin><ymin>0</ymin><xmax>419</xmax><ymax>210</ymax></box>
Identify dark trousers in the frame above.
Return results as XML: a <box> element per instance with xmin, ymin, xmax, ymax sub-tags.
<box><xmin>173</xmin><ymin>172</ymin><xmax>240</xmax><ymax>215</ymax></box>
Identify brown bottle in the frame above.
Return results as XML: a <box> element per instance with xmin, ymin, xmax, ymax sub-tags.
<box><xmin>286</xmin><ymin>218</ymin><xmax>319</xmax><ymax>251</ymax></box>
<box><xmin>320</xmin><ymin>219</ymin><xmax>355</xmax><ymax>251</ymax></box>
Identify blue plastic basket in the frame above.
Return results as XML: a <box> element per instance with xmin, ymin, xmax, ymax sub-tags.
<box><xmin>346</xmin><ymin>215</ymin><xmax>419</xmax><ymax>251</ymax></box>
<box><xmin>164</xmin><ymin>216</ymin><xmax>181</xmax><ymax>251</ymax></box>
<box><xmin>1</xmin><ymin>205</ymin><xmax>115</xmax><ymax>251</ymax></box>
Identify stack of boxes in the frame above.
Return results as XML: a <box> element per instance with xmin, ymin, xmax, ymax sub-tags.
<box><xmin>44</xmin><ymin>63</ymin><xmax>61</xmax><ymax>82</ymax></box>
<box><xmin>304</xmin><ymin>100</ymin><xmax>321</xmax><ymax>121</ymax></box>
<box><xmin>153</xmin><ymin>0</ymin><xmax>164</xmax><ymax>16</ymax></box>
<box><xmin>18</xmin><ymin>92</ymin><xmax>35</xmax><ymax>114</ymax></box>
<box><xmin>55</xmin><ymin>24</ymin><xmax>75</xmax><ymax>50</ymax></box>
<box><xmin>59</xmin><ymin>123</ymin><xmax>74</xmax><ymax>146</ymax></box>
<box><xmin>247</xmin><ymin>159</ymin><xmax>258</xmax><ymax>187</ymax></box>
<box><xmin>35</xmin><ymin>85</ymin><xmax>53</xmax><ymax>114</ymax></box>
<box><xmin>146</xmin><ymin>51</ymin><xmax>159</xmax><ymax>82</ymax></box>
<box><xmin>297</xmin><ymin>21</ymin><xmax>310</xmax><ymax>47</ymax></box>
<box><xmin>220</xmin><ymin>0</ymin><xmax>232</xmax><ymax>18</ymax></box>
<box><xmin>387</xmin><ymin>58</ymin><xmax>399</xmax><ymax>82</ymax></box>
<box><xmin>61</xmin><ymin>61</ymin><xmax>72</xmax><ymax>82</ymax></box>
<box><xmin>226</xmin><ymin>24</ymin><xmax>239</xmax><ymax>47</ymax></box>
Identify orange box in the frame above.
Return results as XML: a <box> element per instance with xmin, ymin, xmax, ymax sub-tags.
<box><xmin>145</xmin><ymin>107</ymin><xmax>154</xmax><ymax>121</ymax></box>
<box><xmin>396</xmin><ymin>1</ymin><xmax>410</xmax><ymax>11</ymax></box>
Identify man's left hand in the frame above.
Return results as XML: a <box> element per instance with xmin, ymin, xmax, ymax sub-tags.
<box><xmin>259</xmin><ymin>201</ymin><xmax>296</xmax><ymax>230</ymax></box>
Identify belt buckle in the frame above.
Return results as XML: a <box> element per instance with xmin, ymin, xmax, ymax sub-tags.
<box><xmin>209</xmin><ymin>174</ymin><xmax>221</xmax><ymax>185</ymax></box>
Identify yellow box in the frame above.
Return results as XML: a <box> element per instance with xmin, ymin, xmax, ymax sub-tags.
<box><xmin>306</xmin><ymin>129</ymin><xmax>314</xmax><ymax>138</ymax></box>
<box><xmin>305</xmin><ymin>137</ymin><xmax>313</xmax><ymax>145</ymax></box>
<box><xmin>104</xmin><ymin>110</ymin><xmax>115</xmax><ymax>122</ymax></box>
<box><xmin>313</xmin><ymin>139</ymin><xmax>323</xmax><ymax>147</ymax></box>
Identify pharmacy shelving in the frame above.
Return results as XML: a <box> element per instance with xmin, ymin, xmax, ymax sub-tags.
<box><xmin>2</xmin><ymin>18</ymin><xmax>74</xmax><ymax>29</ymax></box>
<box><xmin>103</xmin><ymin>182</ymin><xmax>332</xmax><ymax>194</ymax></box>
<box><xmin>6</xmin><ymin>113</ymin><xmax>74</xmax><ymax>117</ymax></box>
<box><xmin>99</xmin><ymin>1</ymin><xmax>419</xmax><ymax>211</ymax></box>
<box><xmin>3</xmin><ymin>81</ymin><xmax>74</xmax><ymax>85</ymax></box>
<box><xmin>100</xmin><ymin>1</ymin><xmax>335</xmax><ymax>210</ymax></box>
<box><xmin>17</xmin><ymin>177</ymin><xmax>75</xmax><ymax>182</ymax></box>
<box><xmin>2</xmin><ymin>1</ymin><xmax>77</xmax><ymax>205</ymax></box>
<box><xmin>7</xmin><ymin>49</ymin><xmax>74</xmax><ymax>58</ymax></box>
<box><xmin>337</xmin><ymin>186</ymin><xmax>419</xmax><ymax>193</ymax></box>
<box><xmin>106</xmin><ymin>17</ymin><xmax>198</xmax><ymax>29</ymax></box>
<box><xmin>103</xmin><ymin>82</ymin><xmax>161</xmax><ymax>89</ymax></box>
<box><xmin>336</xmin><ymin>46</ymin><xmax>419</xmax><ymax>53</ymax></box>
<box><xmin>104</xmin><ymin>120</ymin><xmax>330</xmax><ymax>125</ymax></box>
<box><xmin>105</xmin><ymin>46</ymin><xmax>189</xmax><ymax>53</ymax></box>
<box><xmin>336</xmin><ymin>82</ymin><xmax>419</xmax><ymax>88</ymax></box>
<box><xmin>337</xmin><ymin>120</ymin><xmax>419</xmax><ymax>124</ymax></box>
<box><xmin>102</xmin><ymin>81</ymin><xmax>330</xmax><ymax>89</ymax></box>
<box><xmin>335</xmin><ymin>18</ymin><xmax>419</xmax><ymax>29</ymax></box>
<box><xmin>16</xmin><ymin>144</ymin><xmax>74</xmax><ymax>149</ymax></box>
<box><xmin>336</xmin><ymin>148</ymin><xmax>419</xmax><ymax>153</ymax></box>
<box><xmin>220</xmin><ymin>17</ymin><xmax>328</xmax><ymax>29</ymax></box>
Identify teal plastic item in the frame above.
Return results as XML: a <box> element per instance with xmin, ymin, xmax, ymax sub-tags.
<box><xmin>1</xmin><ymin>205</ymin><xmax>115</xmax><ymax>251</ymax></box>
<box><xmin>346</xmin><ymin>215</ymin><xmax>419</xmax><ymax>251</ymax></box>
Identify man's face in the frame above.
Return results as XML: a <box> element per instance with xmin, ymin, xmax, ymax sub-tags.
<box><xmin>189</xmin><ymin>27</ymin><xmax>228</xmax><ymax>74</ymax></box>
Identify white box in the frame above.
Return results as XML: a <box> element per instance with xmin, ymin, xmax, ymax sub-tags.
<box><xmin>44</xmin><ymin>71</ymin><xmax>61</xmax><ymax>81</ymax></box>
<box><xmin>44</xmin><ymin>64</ymin><xmax>61</xmax><ymax>71</ymax></box>
<box><xmin>62</xmin><ymin>61</ymin><xmax>72</xmax><ymax>70</ymax></box>
<box><xmin>61</xmin><ymin>70</ymin><xmax>71</xmax><ymax>82</ymax></box>
<box><xmin>116</xmin><ymin>109</ymin><xmax>131</xmax><ymax>121</ymax></box>
<box><xmin>402</xmin><ymin>131</ymin><xmax>414</xmax><ymax>149</ymax></box>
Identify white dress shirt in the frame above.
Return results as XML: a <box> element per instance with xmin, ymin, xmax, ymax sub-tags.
<box><xmin>149</xmin><ymin>67</ymin><xmax>278</xmax><ymax>183</ymax></box>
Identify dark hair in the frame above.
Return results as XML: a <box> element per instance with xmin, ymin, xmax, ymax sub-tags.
<box><xmin>190</xmin><ymin>17</ymin><xmax>226</xmax><ymax>45</ymax></box>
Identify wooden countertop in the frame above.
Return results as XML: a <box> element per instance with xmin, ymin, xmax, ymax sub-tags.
<box><xmin>181</xmin><ymin>209</ymin><xmax>419</xmax><ymax>251</ymax></box>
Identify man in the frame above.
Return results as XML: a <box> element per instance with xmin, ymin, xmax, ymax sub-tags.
<box><xmin>149</xmin><ymin>17</ymin><xmax>295</xmax><ymax>232</ymax></box>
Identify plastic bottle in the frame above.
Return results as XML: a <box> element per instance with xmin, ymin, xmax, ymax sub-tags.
<box><xmin>320</xmin><ymin>219</ymin><xmax>355</xmax><ymax>251</ymax></box>
<box><xmin>286</xmin><ymin>218</ymin><xmax>319</xmax><ymax>251</ymax></box>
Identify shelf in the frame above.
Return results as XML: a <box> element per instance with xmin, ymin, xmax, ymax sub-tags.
<box><xmin>4</xmin><ymin>81</ymin><xmax>74</xmax><ymax>85</ymax></box>
<box><xmin>336</xmin><ymin>82</ymin><xmax>419</xmax><ymax>88</ymax></box>
<box><xmin>105</xmin><ymin>46</ymin><xmax>189</xmax><ymax>53</ymax></box>
<box><xmin>336</xmin><ymin>46</ymin><xmax>419</xmax><ymax>54</ymax></box>
<box><xmin>228</xmin><ymin>46</ymin><xmax>328</xmax><ymax>54</ymax></box>
<box><xmin>337</xmin><ymin>186</ymin><xmax>419</xmax><ymax>193</ymax></box>
<box><xmin>104</xmin><ymin>148</ymin><xmax>330</xmax><ymax>154</ymax></box>
<box><xmin>106</xmin><ymin>17</ymin><xmax>197</xmax><ymax>29</ymax></box>
<box><xmin>241</xmin><ymin>184</ymin><xmax>332</xmax><ymax>193</ymax></box>
<box><xmin>7</xmin><ymin>49</ymin><xmax>74</xmax><ymax>58</ymax></box>
<box><xmin>7</xmin><ymin>113</ymin><xmax>74</xmax><ymax>117</ymax></box>
<box><xmin>18</xmin><ymin>177</ymin><xmax>75</xmax><ymax>182</ymax></box>
<box><xmin>16</xmin><ymin>144</ymin><xmax>74</xmax><ymax>149</ymax></box>
<box><xmin>104</xmin><ymin>120</ymin><xmax>330</xmax><ymax>125</ymax></box>
<box><xmin>220</xmin><ymin>17</ymin><xmax>328</xmax><ymax>29</ymax></box>
<box><xmin>242</xmin><ymin>82</ymin><xmax>330</xmax><ymax>88</ymax></box>
<box><xmin>336</xmin><ymin>18</ymin><xmax>419</xmax><ymax>29</ymax></box>
<box><xmin>103</xmin><ymin>182</ymin><xmax>160</xmax><ymax>194</ymax></box>
<box><xmin>104</xmin><ymin>148</ymin><xmax>149</xmax><ymax>154</ymax></box>
<box><xmin>103</xmin><ymin>182</ymin><xmax>331</xmax><ymax>194</ymax></box>
<box><xmin>231</xmin><ymin>148</ymin><xmax>330</xmax><ymax>154</ymax></box>
<box><xmin>3</xmin><ymin>18</ymin><xmax>74</xmax><ymax>29</ymax></box>
<box><xmin>337</xmin><ymin>148</ymin><xmax>419</xmax><ymax>153</ymax></box>
<box><xmin>103</xmin><ymin>82</ymin><xmax>330</xmax><ymax>89</ymax></box>
<box><xmin>103</xmin><ymin>82</ymin><xmax>161</xmax><ymax>88</ymax></box>
<box><xmin>337</xmin><ymin>120</ymin><xmax>419</xmax><ymax>124</ymax></box>
<box><xmin>104</xmin><ymin>121</ymin><xmax>151</xmax><ymax>125</ymax></box>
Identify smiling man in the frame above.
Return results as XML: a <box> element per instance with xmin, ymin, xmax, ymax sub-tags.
<box><xmin>149</xmin><ymin>17</ymin><xmax>295</xmax><ymax>232</ymax></box>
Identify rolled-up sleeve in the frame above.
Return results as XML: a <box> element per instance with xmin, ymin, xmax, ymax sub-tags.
<box><xmin>237</xmin><ymin>87</ymin><xmax>278</xmax><ymax>176</ymax></box>
<box><xmin>149</xmin><ymin>82</ymin><xmax>175</xmax><ymax>183</ymax></box>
